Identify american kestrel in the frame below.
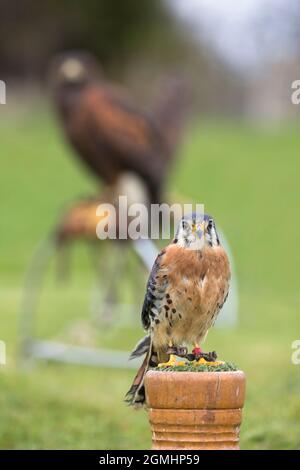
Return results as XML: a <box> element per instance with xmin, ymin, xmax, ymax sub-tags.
<box><xmin>51</xmin><ymin>51</ymin><xmax>188</xmax><ymax>204</ymax></box>
<box><xmin>126</xmin><ymin>213</ymin><xmax>230</xmax><ymax>407</ymax></box>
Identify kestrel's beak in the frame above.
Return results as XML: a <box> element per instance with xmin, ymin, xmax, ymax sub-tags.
<box><xmin>195</xmin><ymin>221</ymin><xmax>206</xmax><ymax>238</ymax></box>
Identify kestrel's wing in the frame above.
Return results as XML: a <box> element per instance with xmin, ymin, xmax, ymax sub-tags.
<box><xmin>141</xmin><ymin>249</ymin><xmax>167</xmax><ymax>331</ymax></box>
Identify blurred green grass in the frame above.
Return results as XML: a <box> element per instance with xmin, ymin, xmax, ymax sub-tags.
<box><xmin>0</xmin><ymin>103</ymin><xmax>300</xmax><ymax>449</ymax></box>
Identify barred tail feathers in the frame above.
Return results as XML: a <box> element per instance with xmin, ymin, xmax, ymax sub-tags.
<box><xmin>125</xmin><ymin>336</ymin><xmax>159</xmax><ymax>408</ymax></box>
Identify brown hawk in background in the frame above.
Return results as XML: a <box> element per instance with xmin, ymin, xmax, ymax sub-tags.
<box><xmin>51</xmin><ymin>51</ymin><xmax>189</xmax><ymax>204</ymax></box>
<box><xmin>126</xmin><ymin>213</ymin><xmax>230</xmax><ymax>407</ymax></box>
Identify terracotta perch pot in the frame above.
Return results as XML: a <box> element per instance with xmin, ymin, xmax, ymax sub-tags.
<box><xmin>145</xmin><ymin>370</ymin><xmax>246</xmax><ymax>450</ymax></box>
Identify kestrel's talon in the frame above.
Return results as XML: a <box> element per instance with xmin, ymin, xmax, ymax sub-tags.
<box><xmin>192</xmin><ymin>350</ymin><xmax>218</xmax><ymax>361</ymax></box>
<box><xmin>186</xmin><ymin>353</ymin><xmax>197</xmax><ymax>362</ymax></box>
<box><xmin>205</xmin><ymin>350</ymin><xmax>218</xmax><ymax>362</ymax></box>
<box><xmin>193</xmin><ymin>351</ymin><xmax>224</xmax><ymax>367</ymax></box>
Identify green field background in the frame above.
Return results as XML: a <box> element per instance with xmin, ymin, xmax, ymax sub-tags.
<box><xmin>0</xmin><ymin>103</ymin><xmax>299</xmax><ymax>449</ymax></box>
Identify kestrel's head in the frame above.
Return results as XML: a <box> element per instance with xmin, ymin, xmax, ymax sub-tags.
<box><xmin>174</xmin><ymin>213</ymin><xmax>220</xmax><ymax>250</ymax></box>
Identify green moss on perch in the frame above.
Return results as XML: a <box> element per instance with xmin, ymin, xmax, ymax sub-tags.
<box><xmin>154</xmin><ymin>361</ymin><xmax>238</xmax><ymax>372</ymax></box>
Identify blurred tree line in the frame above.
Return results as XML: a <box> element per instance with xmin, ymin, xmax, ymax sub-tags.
<box><xmin>0</xmin><ymin>0</ymin><xmax>244</xmax><ymax>116</ymax></box>
<box><xmin>0</xmin><ymin>0</ymin><xmax>186</xmax><ymax>79</ymax></box>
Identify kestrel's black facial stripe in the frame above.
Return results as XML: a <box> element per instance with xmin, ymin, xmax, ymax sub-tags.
<box><xmin>182</xmin><ymin>220</ymin><xmax>190</xmax><ymax>230</ymax></box>
<box><xmin>207</xmin><ymin>218</ymin><xmax>213</xmax><ymax>230</ymax></box>
<box><xmin>205</xmin><ymin>217</ymin><xmax>220</xmax><ymax>247</ymax></box>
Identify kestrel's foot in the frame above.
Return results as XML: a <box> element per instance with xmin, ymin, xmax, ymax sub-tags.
<box><xmin>185</xmin><ymin>345</ymin><xmax>203</xmax><ymax>361</ymax></box>
<box><xmin>199</xmin><ymin>350</ymin><xmax>218</xmax><ymax>362</ymax></box>
<box><xmin>157</xmin><ymin>354</ymin><xmax>187</xmax><ymax>368</ymax></box>
<box><xmin>186</xmin><ymin>349</ymin><xmax>219</xmax><ymax>363</ymax></box>
<box><xmin>193</xmin><ymin>350</ymin><xmax>224</xmax><ymax>367</ymax></box>
<box><xmin>157</xmin><ymin>354</ymin><xmax>177</xmax><ymax>368</ymax></box>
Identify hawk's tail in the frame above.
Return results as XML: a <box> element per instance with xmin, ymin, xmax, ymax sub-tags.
<box><xmin>125</xmin><ymin>336</ymin><xmax>159</xmax><ymax>408</ymax></box>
